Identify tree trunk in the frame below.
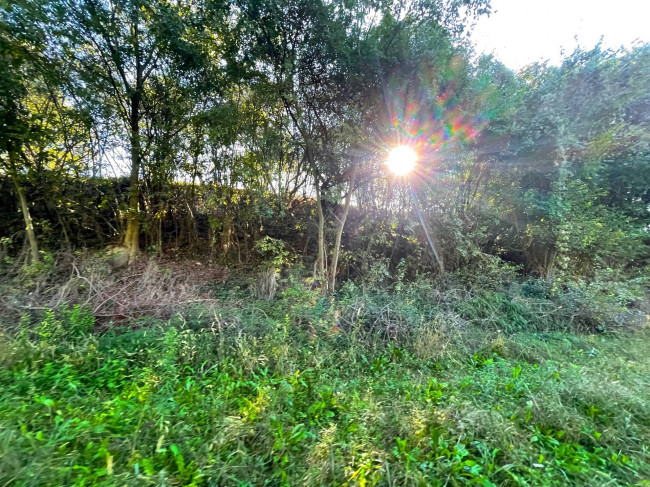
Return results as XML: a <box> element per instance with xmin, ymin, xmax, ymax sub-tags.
<box><xmin>314</xmin><ymin>180</ymin><xmax>327</xmax><ymax>291</ymax></box>
<box><xmin>12</xmin><ymin>173</ymin><xmax>39</xmax><ymax>264</ymax></box>
<box><xmin>408</xmin><ymin>182</ymin><xmax>444</xmax><ymax>275</ymax></box>
<box><xmin>329</xmin><ymin>169</ymin><xmax>356</xmax><ymax>292</ymax></box>
<box><xmin>124</xmin><ymin>6</ymin><xmax>144</xmax><ymax>265</ymax></box>
<box><xmin>156</xmin><ymin>210</ymin><xmax>163</xmax><ymax>256</ymax></box>
<box><xmin>221</xmin><ymin>214</ymin><xmax>233</xmax><ymax>257</ymax></box>
<box><xmin>124</xmin><ymin>94</ymin><xmax>141</xmax><ymax>264</ymax></box>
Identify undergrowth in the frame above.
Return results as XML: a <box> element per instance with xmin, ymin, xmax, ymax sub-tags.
<box><xmin>0</xmin><ymin>281</ymin><xmax>648</xmax><ymax>486</ymax></box>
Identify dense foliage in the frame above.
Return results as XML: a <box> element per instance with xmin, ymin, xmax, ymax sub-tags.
<box><xmin>0</xmin><ymin>293</ymin><xmax>648</xmax><ymax>486</ymax></box>
<box><xmin>0</xmin><ymin>0</ymin><xmax>647</xmax><ymax>292</ymax></box>
<box><xmin>1</xmin><ymin>0</ymin><xmax>649</xmax><ymax>485</ymax></box>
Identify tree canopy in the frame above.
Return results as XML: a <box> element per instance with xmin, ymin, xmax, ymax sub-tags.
<box><xmin>0</xmin><ymin>0</ymin><xmax>648</xmax><ymax>297</ymax></box>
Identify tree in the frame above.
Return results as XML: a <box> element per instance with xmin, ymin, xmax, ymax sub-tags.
<box><xmin>44</xmin><ymin>0</ymin><xmax>229</xmax><ymax>262</ymax></box>
<box><xmin>1</xmin><ymin>1</ymin><xmax>91</xmax><ymax>262</ymax></box>
<box><xmin>236</xmin><ymin>0</ymin><xmax>489</xmax><ymax>290</ymax></box>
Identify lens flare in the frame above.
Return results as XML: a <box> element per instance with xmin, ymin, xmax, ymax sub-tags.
<box><xmin>382</xmin><ymin>54</ymin><xmax>493</xmax><ymax>172</ymax></box>
<box><xmin>387</xmin><ymin>146</ymin><xmax>417</xmax><ymax>176</ymax></box>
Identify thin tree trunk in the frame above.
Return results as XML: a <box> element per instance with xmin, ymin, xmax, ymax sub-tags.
<box><xmin>314</xmin><ymin>180</ymin><xmax>327</xmax><ymax>291</ymax></box>
<box><xmin>12</xmin><ymin>174</ymin><xmax>39</xmax><ymax>264</ymax></box>
<box><xmin>57</xmin><ymin>212</ymin><xmax>71</xmax><ymax>251</ymax></box>
<box><xmin>222</xmin><ymin>215</ymin><xmax>233</xmax><ymax>256</ymax></box>
<box><xmin>157</xmin><ymin>211</ymin><xmax>163</xmax><ymax>256</ymax></box>
<box><xmin>330</xmin><ymin>169</ymin><xmax>356</xmax><ymax>292</ymax></box>
<box><xmin>408</xmin><ymin>182</ymin><xmax>444</xmax><ymax>274</ymax></box>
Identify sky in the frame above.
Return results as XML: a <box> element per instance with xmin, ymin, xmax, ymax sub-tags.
<box><xmin>470</xmin><ymin>0</ymin><xmax>650</xmax><ymax>69</ymax></box>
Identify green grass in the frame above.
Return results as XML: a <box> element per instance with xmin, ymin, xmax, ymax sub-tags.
<box><xmin>0</xmin><ymin>299</ymin><xmax>648</xmax><ymax>486</ymax></box>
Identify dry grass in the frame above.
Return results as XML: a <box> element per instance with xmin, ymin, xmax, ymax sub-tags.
<box><xmin>0</xmin><ymin>251</ymin><xmax>228</xmax><ymax>324</ymax></box>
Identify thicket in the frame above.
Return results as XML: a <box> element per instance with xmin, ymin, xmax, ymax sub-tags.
<box><xmin>1</xmin><ymin>0</ymin><xmax>648</xmax><ymax>305</ymax></box>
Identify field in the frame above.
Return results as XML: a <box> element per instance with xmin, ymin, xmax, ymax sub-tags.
<box><xmin>1</xmin><ymin>279</ymin><xmax>648</xmax><ymax>486</ymax></box>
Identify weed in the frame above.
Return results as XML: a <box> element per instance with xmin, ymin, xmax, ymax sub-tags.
<box><xmin>0</xmin><ymin>288</ymin><xmax>648</xmax><ymax>486</ymax></box>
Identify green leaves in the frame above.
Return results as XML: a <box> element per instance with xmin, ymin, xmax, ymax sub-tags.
<box><xmin>1</xmin><ymin>299</ymin><xmax>650</xmax><ymax>485</ymax></box>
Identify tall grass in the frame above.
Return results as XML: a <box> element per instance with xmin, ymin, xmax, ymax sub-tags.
<box><xmin>0</xmin><ymin>286</ymin><xmax>648</xmax><ymax>486</ymax></box>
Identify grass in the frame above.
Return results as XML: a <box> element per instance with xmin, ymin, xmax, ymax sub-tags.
<box><xmin>0</xmin><ymin>288</ymin><xmax>648</xmax><ymax>486</ymax></box>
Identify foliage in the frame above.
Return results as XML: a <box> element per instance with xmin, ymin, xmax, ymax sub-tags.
<box><xmin>1</xmin><ymin>1</ymin><xmax>649</xmax><ymax>484</ymax></box>
<box><xmin>0</xmin><ymin>0</ymin><xmax>648</xmax><ymax>299</ymax></box>
<box><xmin>0</xmin><ymin>295</ymin><xmax>648</xmax><ymax>486</ymax></box>
<box><xmin>255</xmin><ymin>236</ymin><xmax>291</xmax><ymax>268</ymax></box>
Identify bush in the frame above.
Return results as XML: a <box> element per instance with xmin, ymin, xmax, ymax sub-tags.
<box><xmin>553</xmin><ymin>276</ymin><xmax>647</xmax><ymax>331</ymax></box>
<box><xmin>34</xmin><ymin>305</ymin><xmax>95</xmax><ymax>344</ymax></box>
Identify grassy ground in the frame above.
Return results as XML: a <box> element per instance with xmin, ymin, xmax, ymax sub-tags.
<box><xmin>0</xmin><ymin>292</ymin><xmax>648</xmax><ymax>486</ymax></box>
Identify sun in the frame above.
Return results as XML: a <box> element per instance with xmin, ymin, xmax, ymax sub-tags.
<box><xmin>386</xmin><ymin>146</ymin><xmax>417</xmax><ymax>176</ymax></box>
